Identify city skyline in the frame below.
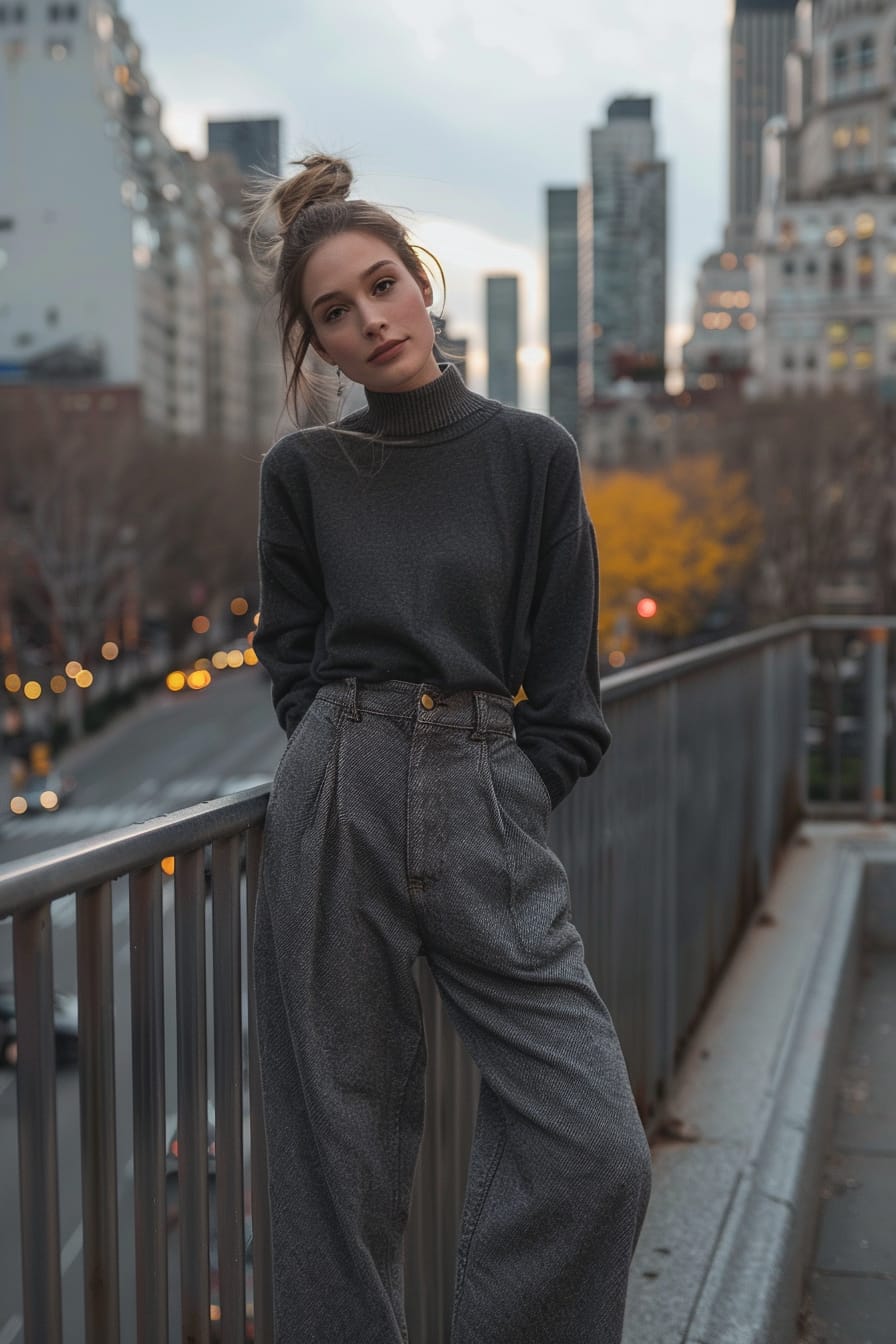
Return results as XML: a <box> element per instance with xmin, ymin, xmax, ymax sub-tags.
<box><xmin>124</xmin><ymin>0</ymin><xmax>731</xmax><ymax>410</ymax></box>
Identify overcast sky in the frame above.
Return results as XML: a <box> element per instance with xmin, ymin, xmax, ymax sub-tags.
<box><xmin>126</xmin><ymin>0</ymin><xmax>734</xmax><ymax>408</ymax></box>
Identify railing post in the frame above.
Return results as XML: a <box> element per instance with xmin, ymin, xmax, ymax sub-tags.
<box><xmin>129</xmin><ymin>862</ymin><xmax>169</xmax><ymax>1344</ymax></box>
<box><xmin>757</xmin><ymin>642</ymin><xmax>775</xmax><ymax>897</ymax></box>
<box><xmin>246</xmin><ymin>822</ymin><xmax>273</xmax><ymax>1344</ymax></box>
<box><xmin>175</xmin><ymin>847</ymin><xmax>211</xmax><ymax>1344</ymax></box>
<box><xmin>211</xmin><ymin>834</ymin><xmax>247</xmax><ymax>1344</ymax></box>
<box><xmin>13</xmin><ymin>901</ymin><xmax>63</xmax><ymax>1344</ymax></box>
<box><xmin>76</xmin><ymin>880</ymin><xmax>121</xmax><ymax>1342</ymax></box>
<box><xmin>863</xmin><ymin>626</ymin><xmax>887</xmax><ymax>822</ymax></box>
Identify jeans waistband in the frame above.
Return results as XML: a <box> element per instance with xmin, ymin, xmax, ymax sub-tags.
<box><xmin>314</xmin><ymin>676</ymin><xmax>516</xmax><ymax>738</ymax></box>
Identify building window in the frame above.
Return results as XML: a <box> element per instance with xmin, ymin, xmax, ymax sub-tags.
<box><xmin>857</xmin><ymin>247</ymin><xmax>874</xmax><ymax>291</ymax></box>
<box><xmin>805</xmin><ymin>352</ymin><xmax>817</xmax><ymax>370</ymax></box>
<box><xmin>46</xmin><ymin>37</ymin><xmax>70</xmax><ymax>57</ymax></box>
<box><xmin>832</xmin><ymin>41</ymin><xmax>849</xmax><ymax>94</ymax></box>
<box><xmin>0</xmin><ymin>4</ymin><xmax>27</xmax><ymax>20</ymax></box>
<box><xmin>854</xmin><ymin>319</ymin><xmax>874</xmax><ymax>346</ymax></box>
<box><xmin>0</xmin><ymin>217</ymin><xmax>13</xmax><ymax>230</ymax></box>
<box><xmin>806</xmin><ymin>257</ymin><xmax>818</xmax><ymax>279</ymax></box>
<box><xmin>827</xmin><ymin>321</ymin><xmax>849</xmax><ymax>344</ymax></box>
<box><xmin>782</xmin><ymin>351</ymin><xmax>796</xmax><ymax>370</ymax></box>
<box><xmin>858</xmin><ymin>34</ymin><xmax>875</xmax><ymax>87</ymax></box>
<box><xmin>45</xmin><ymin>306</ymin><xmax>58</xmax><ymax>325</ymax></box>
<box><xmin>828</xmin><ymin>349</ymin><xmax>848</xmax><ymax>371</ymax></box>
<box><xmin>829</xmin><ymin>255</ymin><xmax>845</xmax><ymax>291</ymax></box>
<box><xmin>47</xmin><ymin>3</ymin><xmax>78</xmax><ymax>17</ymax></box>
<box><xmin>855</xmin><ymin>210</ymin><xmax>875</xmax><ymax>239</ymax></box>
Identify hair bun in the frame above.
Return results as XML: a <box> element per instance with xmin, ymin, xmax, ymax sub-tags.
<box><xmin>275</xmin><ymin>153</ymin><xmax>352</xmax><ymax>232</ymax></box>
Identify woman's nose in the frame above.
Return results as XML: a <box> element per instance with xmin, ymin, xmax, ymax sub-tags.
<box><xmin>361</xmin><ymin>306</ymin><xmax>387</xmax><ymax>336</ymax></box>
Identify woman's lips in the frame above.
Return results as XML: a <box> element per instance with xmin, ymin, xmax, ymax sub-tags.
<box><xmin>367</xmin><ymin>339</ymin><xmax>408</xmax><ymax>365</ymax></box>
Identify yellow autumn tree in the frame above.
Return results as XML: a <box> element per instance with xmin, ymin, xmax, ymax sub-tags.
<box><xmin>581</xmin><ymin>452</ymin><xmax>762</xmax><ymax>651</ymax></box>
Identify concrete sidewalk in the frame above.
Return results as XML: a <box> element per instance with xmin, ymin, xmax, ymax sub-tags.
<box><xmin>623</xmin><ymin>820</ymin><xmax>895</xmax><ymax>1344</ymax></box>
<box><xmin>796</xmin><ymin>862</ymin><xmax>896</xmax><ymax>1343</ymax></box>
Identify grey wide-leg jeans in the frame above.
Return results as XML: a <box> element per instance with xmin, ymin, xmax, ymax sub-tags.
<box><xmin>253</xmin><ymin>676</ymin><xmax>652</xmax><ymax>1344</ymax></box>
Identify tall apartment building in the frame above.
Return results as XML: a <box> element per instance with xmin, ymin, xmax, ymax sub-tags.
<box><xmin>200</xmin><ymin>122</ymin><xmax>290</xmax><ymax>444</ymax></box>
<box><xmin>208</xmin><ymin>117</ymin><xmax>280</xmax><ymax>178</ymax></box>
<box><xmin>752</xmin><ymin>0</ymin><xmax>896</xmax><ymax>396</ymax></box>
<box><xmin>683</xmin><ymin>0</ymin><xmax>796</xmax><ymax>389</ymax></box>
<box><xmin>486</xmin><ymin>275</ymin><xmax>519</xmax><ymax>406</ymax></box>
<box><xmin>0</xmin><ymin>3</ymin><xmax>261</xmax><ymax>442</ymax></box>
<box><xmin>546</xmin><ymin>187</ymin><xmax>579</xmax><ymax>436</ymax></box>
<box><xmin>729</xmin><ymin>0</ymin><xmax>800</xmax><ymax>251</ymax></box>
<box><xmin>578</xmin><ymin>96</ymin><xmax>667</xmax><ymax>399</ymax></box>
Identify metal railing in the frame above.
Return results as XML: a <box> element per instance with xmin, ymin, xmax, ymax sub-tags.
<box><xmin>0</xmin><ymin>616</ymin><xmax>892</xmax><ymax>1343</ymax></box>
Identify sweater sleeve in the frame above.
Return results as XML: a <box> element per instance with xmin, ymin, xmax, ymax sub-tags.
<box><xmin>254</xmin><ymin>449</ymin><xmax>326</xmax><ymax>738</ymax></box>
<box><xmin>513</xmin><ymin>442</ymin><xmax>611</xmax><ymax>810</ymax></box>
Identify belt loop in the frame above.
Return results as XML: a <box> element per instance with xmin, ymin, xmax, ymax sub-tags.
<box><xmin>470</xmin><ymin>691</ymin><xmax>488</xmax><ymax>741</ymax></box>
<box><xmin>346</xmin><ymin>675</ymin><xmax>361</xmax><ymax>721</ymax></box>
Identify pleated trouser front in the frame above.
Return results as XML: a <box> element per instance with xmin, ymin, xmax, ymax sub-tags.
<box><xmin>253</xmin><ymin>676</ymin><xmax>652</xmax><ymax>1344</ymax></box>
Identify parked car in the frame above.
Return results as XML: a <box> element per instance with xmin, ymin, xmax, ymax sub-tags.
<box><xmin>0</xmin><ymin>982</ymin><xmax>79</xmax><ymax>1067</ymax></box>
<box><xmin>7</xmin><ymin>765</ymin><xmax>77</xmax><ymax>818</ymax></box>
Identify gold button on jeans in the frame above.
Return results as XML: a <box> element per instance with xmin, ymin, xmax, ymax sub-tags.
<box><xmin>420</xmin><ymin>693</ymin><xmax>435</xmax><ymax>709</ymax></box>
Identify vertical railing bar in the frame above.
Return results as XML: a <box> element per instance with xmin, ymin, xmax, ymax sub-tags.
<box><xmin>211</xmin><ymin>834</ymin><xmax>246</xmax><ymax>1344</ymax></box>
<box><xmin>76</xmin><ymin>879</ymin><xmax>121</xmax><ymax>1343</ymax></box>
<box><xmin>13</xmin><ymin>899</ymin><xmax>63</xmax><ymax>1344</ymax></box>
<box><xmin>129</xmin><ymin>862</ymin><xmax>169</xmax><ymax>1344</ymax></box>
<box><xmin>831</xmin><ymin>632</ymin><xmax>843</xmax><ymax>803</ymax></box>
<box><xmin>245</xmin><ymin>821</ymin><xmax>273</xmax><ymax>1343</ymax></box>
<box><xmin>864</xmin><ymin>625</ymin><xmax>887</xmax><ymax>822</ymax></box>
<box><xmin>175</xmin><ymin>846</ymin><xmax>211</xmax><ymax>1344</ymax></box>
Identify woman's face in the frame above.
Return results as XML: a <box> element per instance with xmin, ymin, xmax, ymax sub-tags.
<box><xmin>302</xmin><ymin>230</ymin><xmax>441</xmax><ymax>394</ymax></box>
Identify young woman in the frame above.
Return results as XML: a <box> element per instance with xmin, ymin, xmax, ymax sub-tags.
<box><xmin>247</xmin><ymin>153</ymin><xmax>653</xmax><ymax>1344</ymax></box>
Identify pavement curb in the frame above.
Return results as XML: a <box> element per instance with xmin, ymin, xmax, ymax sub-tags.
<box><xmin>683</xmin><ymin>842</ymin><xmax>866</xmax><ymax>1344</ymax></box>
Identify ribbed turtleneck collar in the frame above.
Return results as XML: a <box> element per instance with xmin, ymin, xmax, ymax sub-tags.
<box><xmin>346</xmin><ymin>363</ymin><xmax>498</xmax><ymax>441</ymax></box>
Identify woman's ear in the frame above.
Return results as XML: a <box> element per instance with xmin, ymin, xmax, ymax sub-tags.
<box><xmin>416</xmin><ymin>273</ymin><xmax>433</xmax><ymax>307</ymax></box>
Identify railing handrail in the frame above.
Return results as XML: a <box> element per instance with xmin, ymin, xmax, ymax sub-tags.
<box><xmin>0</xmin><ymin>785</ymin><xmax>268</xmax><ymax>915</ymax></box>
<box><xmin>2</xmin><ymin>612</ymin><xmax>891</xmax><ymax>916</ymax></box>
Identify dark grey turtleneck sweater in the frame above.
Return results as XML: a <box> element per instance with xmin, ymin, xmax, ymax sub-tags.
<box><xmin>254</xmin><ymin>363</ymin><xmax>611</xmax><ymax>809</ymax></box>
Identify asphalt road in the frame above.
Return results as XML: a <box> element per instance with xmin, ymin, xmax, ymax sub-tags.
<box><xmin>0</xmin><ymin>668</ymin><xmax>284</xmax><ymax>1342</ymax></box>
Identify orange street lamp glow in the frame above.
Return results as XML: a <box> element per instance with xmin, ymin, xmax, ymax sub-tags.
<box><xmin>192</xmin><ymin>615</ymin><xmax>210</xmax><ymax>635</ymax></box>
<box><xmin>608</xmin><ymin>650</ymin><xmax>626</xmax><ymax>668</ymax></box>
<box><xmin>244</xmin><ymin>647</ymin><xmax>259</xmax><ymax>666</ymax></box>
<box><xmin>4</xmin><ymin>674</ymin><xmax>21</xmax><ymax>693</ymax></box>
<box><xmin>50</xmin><ymin>676</ymin><xmax>67</xmax><ymax>694</ymax></box>
<box><xmin>75</xmin><ymin>670</ymin><xmax>94</xmax><ymax>688</ymax></box>
<box><xmin>101</xmin><ymin>641</ymin><xmax>120</xmax><ymax>660</ymax></box>
<box><xmin>166</xmin><ymin>671</ymin><xmax>186</xmax><ymax>692</ymax></box>
<box><xmin>161</xmin><ymin>856</ymin><xmax>176</xmax><ymax>876</ymax></box>
<box><xmin>65</xmin><ymin>661</ymin><xmax>82</xmax><ymax>678</ymax></box>
<box><xmin>230</xmin><ymin>597</ymin><xmax>249</xmax><ymax>616</ymax></box>
<box><xmin>211</xmin><ymin>651</ymin><xmax>229</xmax><ymax>670</ymax></box>
<box><xmin>637</xmin><ymin>597</ymin><xmax>658</xmax><ymax>619</ymax></box>
<box><xmin>226</xmin><ymin>650</ymin><xmax>244</xmax><ymax>668</ymax></box>
<box><xmin>24</xmin><ymin>681</ymin><xmax>42</xmax><ymax>700</ymax></box>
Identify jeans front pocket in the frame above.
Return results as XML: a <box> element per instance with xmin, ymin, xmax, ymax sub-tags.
<box><xmin>267</xmin><ymin>697</ymin><xmax>347</xmax><ymax>869</ymax></box>
<box><xmin>480</xmin><ymin>734</ymin><xmax>570</xmax><ymax>966</ymax></box>
<box><xmin>509</xmin><ymin>740</ymin><xmax>553</xmax><ymax>816</ymax></box>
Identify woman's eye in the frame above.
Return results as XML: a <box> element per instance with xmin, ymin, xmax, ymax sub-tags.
<box><xmin>373</xmin><ymin>277</ymin><xmax>395</xmax><ymax>295</ymax></box>
<box><xmin>324</xmin><ymin>306</ymin><xmax>346</xmax><ymax>323</ymax></box>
